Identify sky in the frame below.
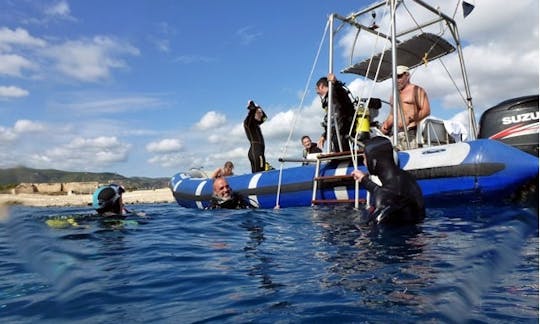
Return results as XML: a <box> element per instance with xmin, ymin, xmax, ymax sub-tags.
<box><xmin>0</xmin><ymin>0</ymin><xmax>538</xmax><ymax>178</ymax></box>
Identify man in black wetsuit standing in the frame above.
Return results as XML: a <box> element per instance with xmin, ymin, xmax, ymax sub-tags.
<box><xmin>316</xmin><ymin>73</ymin><xmax>356</xmax><ymax>152</ymax></box>
<box><xmin>244</xmin><ymin>100</ymin><xmax>267</xmax><ymax>173</ymax></box>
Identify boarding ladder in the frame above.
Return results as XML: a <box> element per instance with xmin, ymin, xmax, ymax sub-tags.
<box><xmin>311</xmin><ymin>150</ymin><xmax>366</xmax><ymax>206</ymax></box>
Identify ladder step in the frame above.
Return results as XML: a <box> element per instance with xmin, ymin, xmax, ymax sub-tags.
<box><xmin>312</xmin><ymin>199</ymin><xmax>366</xmax><ymax>205</ymax></box>
<box><xmin>314</xmin><ymin>175</ymin><xmax>354</xmax><ymax>181</ymax></box>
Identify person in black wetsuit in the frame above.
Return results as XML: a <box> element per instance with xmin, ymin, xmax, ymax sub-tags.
<box><xmin>315</xmin><ymin>73</ymin><xmax>356</xmax><ymax>152</ymax></box>
<box><xmin>244</xmin><ymin>100</ymin><xmax>267</xmax><ymax>173</ymax></box>
<box><xmin>208</xmin><ymin>177</ymin><xmax>252</xmax><ymax>209</ymax></box>
<box><xmin>92</xmin><ymin>184</ymin><xmax>129</xmax><ymax>216</ymax></box>
<box><xmin>351</xmin><ymin>136</ymin><xmax>425</xmax><ymax>225</ymax></box>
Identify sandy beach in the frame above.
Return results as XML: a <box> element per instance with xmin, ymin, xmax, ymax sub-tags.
<box><xmin>0</xmin><ymin>188</ymin><xmax>175</xmax><ymax>207</ymax></box>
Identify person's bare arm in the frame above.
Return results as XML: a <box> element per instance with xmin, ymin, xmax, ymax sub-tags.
<box><xmin>417</xmin><ymin>87</ymin><xmax>431</xmax><ymax>120</ymax></box>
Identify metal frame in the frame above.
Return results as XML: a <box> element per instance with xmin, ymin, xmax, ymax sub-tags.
<box><xmin>326</xmin><ymin>0</ymin><xmax>476</xmax><ymax>146</ymax></box>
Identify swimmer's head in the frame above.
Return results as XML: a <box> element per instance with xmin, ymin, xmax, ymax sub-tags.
<box><xmin>92</xmin><ymin>184</ymin><xmax>125</xmax><ymax>215</ymax></box>
<box><xmin>363</xmin><ymin>136</ymin><xmax>397</xmax><ymax>174</ymax></box>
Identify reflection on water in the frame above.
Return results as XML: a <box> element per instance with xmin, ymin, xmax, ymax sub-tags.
<box><xmin>311</xmin><ymin>207</ymin><xmax>431</xmax><ymax>311</ymax></box>
<box><xmin>0</xmin><ymin>203</ymin><xmax>537</xmax><ymax>323</ymax></box>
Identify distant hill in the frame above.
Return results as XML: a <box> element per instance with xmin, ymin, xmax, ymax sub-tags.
<box><xmin>0</xmin><ymin>166</ymin><xmax>169</xmax><ymax>190</ymax></box>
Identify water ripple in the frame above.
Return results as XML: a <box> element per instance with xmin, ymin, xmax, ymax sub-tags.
<box><xmin>0</xmin><ymin>203</ymin><xmax>536</xmax><ymax>323</ymax></box>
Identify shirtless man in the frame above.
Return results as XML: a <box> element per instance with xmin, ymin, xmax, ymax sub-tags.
<box><xmin>210</xmin><ymin>161</ymin><xmax>234</xmax><ymax>179</ymax></box>
<box><xmin>380</xmin><ymin>65</ymin><xmax>430</xmax><ymax>150</ymax></box>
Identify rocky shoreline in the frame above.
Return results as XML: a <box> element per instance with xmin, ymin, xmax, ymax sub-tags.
<box><xmin>0</xmin><ymin>188</ymin><xmax>175</xmax><ymax>207</ymax></box>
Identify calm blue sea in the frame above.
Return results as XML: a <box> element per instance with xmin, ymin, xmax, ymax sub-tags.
<box><xmin>0</xmin><ymin>201</ymin><xmax>537</xmax><ymax>323</ymax></box>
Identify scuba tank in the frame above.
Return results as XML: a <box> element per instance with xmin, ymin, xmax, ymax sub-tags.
<box><xmin>355</xmin><ymin>102</ymin><xmax>371</xmax><ymax>141</ymax></box>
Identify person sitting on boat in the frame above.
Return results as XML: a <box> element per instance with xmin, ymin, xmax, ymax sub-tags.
<box><xmin>380</xmin><ymin>65</ymin><xmax>431</xmax><ymax>150</ymax></box>
<box><xmin>301</xmin><ymin>135</ymin><xmax>322</xmax><ymax>165</ymax></box>
<box><xmin>210</xmin><ymin>161</ymin><xmax>234</xmax><ymax>179</ymax></box>
<box><xmin>92</xmin><ymin>184</ymin><xmax>129</xmax><ymax>216</ymax></box>
<box><xmin>351</xmin><ymin>136</ymin><xmax>425</xmax><ymax>225</ymax></box>
<box><xmin>208</xmin><ymin>177</ymin><xmax>253</xmax><ymax>209</ymax></box>
<box><xmin>316</xmin><ymin>73</ymin><xmax>356</xmax><ymax>152</ymax></box>
<box><xmin>244</xmin><ymin>100</ymin><xmax>267</xmax><ymax>173</ymax></box>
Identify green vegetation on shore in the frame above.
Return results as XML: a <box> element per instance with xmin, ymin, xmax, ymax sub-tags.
<box><xmin>0</xmin><ymin>166</ymin><xmax>169</xmax><ymax>191</ymax></box>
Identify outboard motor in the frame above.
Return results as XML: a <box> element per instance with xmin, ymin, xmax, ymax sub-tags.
<box><xmin>478</xmin><ymin>95</ymin><xmax>539</xmax><ymax>156</ymax></box>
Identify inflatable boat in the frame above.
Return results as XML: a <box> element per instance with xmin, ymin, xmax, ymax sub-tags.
<box><xmin>169</xmin><ymin>1</ymin><xmax>538</xmax><ymax>210</ymax></box>
<box><xmin>170</xmin><ymin>138</ymin><xmax>538</xmax><ymax>209</ymax></box>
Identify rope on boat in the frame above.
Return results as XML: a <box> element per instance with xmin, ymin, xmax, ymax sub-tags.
<box><xmin>348</xmin><ymin>1</ymin><xmax>391</xmax><ymax>146</ymax></box>
<box><xmin>402</xmin><ymin>0</ymin><xmax>468</xmax><ymax>106</ymax></box>
<box><xmin>274</xmin><ymin>18</ymin><xmax>330</xmax><ymax>209</ymax></box>
<box><xmin>349</xmin><ymin>1</ymin><xmax>392</xmax><ymax>208</ymax></box>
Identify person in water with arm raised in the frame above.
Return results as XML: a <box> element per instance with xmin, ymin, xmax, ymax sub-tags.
<box><xmin>351</xmin><ymin>136</ymin><xmax>425</xmax><ymax>224</ymax></box>
<box><xmin>244</xmin><ymin>100</ymin><xmax>267</xmax><ymax>173</ymax></box>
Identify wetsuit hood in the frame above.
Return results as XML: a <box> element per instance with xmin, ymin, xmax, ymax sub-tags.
<box><xmin>363</xmin><ymin>136</ymin><xmax>397</xmax><ymax>176</ymax></box>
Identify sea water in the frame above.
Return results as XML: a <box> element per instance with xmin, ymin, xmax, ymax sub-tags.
<box><xmin>0</xmin><ymin>202</ymin><xmax>537</xmax><ymax>323</ymax></box>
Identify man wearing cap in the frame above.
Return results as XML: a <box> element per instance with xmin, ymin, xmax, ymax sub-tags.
<box><xmin>380</xmin><ymin>65</ymin><xmax>431</xmax><ymax>150</ymax></box>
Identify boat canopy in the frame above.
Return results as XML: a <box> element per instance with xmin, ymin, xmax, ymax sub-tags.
<box><xmin>342</xmin><ymin>32</ymin><xmax>455</xmax><ymax>82</ymax></box>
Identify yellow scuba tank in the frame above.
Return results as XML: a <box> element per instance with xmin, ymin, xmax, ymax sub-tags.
<box><xmin>264</xmin><ymin>162</ymin><xmax>274</xmax><ymax>171</ymax></box>
<box><xmin>355</xmin><ymin>104</ymin><xmax>371</xmax><ymax>141</ymax></box>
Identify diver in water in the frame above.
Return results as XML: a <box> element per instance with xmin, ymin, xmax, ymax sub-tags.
<box><xmin>208</xmin><ymin>177</ymin><xmax>253</xmax><ymax>209</ymax></box>
<box><xmin>351</xmin><ymin>136</ymin><xmax>425</xmax><ymax>224</ymax></box>
<box><xmin>92</xmin><ymin>184</ymin><xmax>130</xmax><ymax>216</ymax></box>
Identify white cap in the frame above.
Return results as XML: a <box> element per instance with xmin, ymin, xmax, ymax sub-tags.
<box><xmin>397</xmin><ymin>65</ymin><xmax>409</xmax><ymax>75</ymax></box>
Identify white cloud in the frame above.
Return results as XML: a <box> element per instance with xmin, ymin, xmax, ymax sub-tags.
<box><xmin>0</xmin><ymin>54</ymin><xmax>36</xmax><ymax>77</ymax></box>
<box><xmin>148</xmin><ymin>153</ymin><xmax>181</xmax><ymax>168</ymax></box>
<box><xmin>38</xmin><ymin>136</ymin><xmax>131</xmax><ymax>169</ymax></box>
<box><xmin>13</xmin><ymin>120</ymin><xmax>46</xmax><ymax>133</ymax></box>
<box><xmin>0</xmin><ymin>27</ymin><xmax>47</xmax><ymax>50</ymax></box>
<box><xmin>45</xmin><ymin>1</ymin><xmax>71</xmax><ymax>17</ymax></box>
<box><xmin>153</xmin><ymin>38</ymin><xmax>170</xmax><ymax>53</ymax></box>
<box><xmin>0</xmin><ymin>126</ymin><xmax>16</xmax><ymax>142</ymax></box>
<box><xmin>44</xmin><ymin>36</ymin><xmax>140</xmax><ymax>82</ymax></box>
<box><xmin>236</xmin><ymin>26</ymin><xmax>262</xmax><ymax>45</ymax></box>
<box><xmin>0</xmin><ymin>86</ymin><xmax>29</xmax><ymax>98</ymax></box>
<box><xmin>146</xmin><ymin>138</ymin><xmax>183</xmax><ymax>153</ymax></box>
<box><xmin>59</xmin><ymin>96</ymin><xmax>165</xmax><ymax>114</ymax></box>
<box><xmin>0</xmin><ymin>120</ymin><xmax>48</xmax><ymax>144</ymax></box>
<box><xmin>209</xmin><ymin>147</ymin><xmax>246</xmax><ymax>162</ymax></box>
<box><xmin>195</xmin><ymin>111</ymin><xmax>227</xmax><ymax>130</ymax></box>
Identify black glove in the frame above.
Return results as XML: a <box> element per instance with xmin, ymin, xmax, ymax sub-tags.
<box><xmin>247</xmin><ymin>100</ymin><xmax>258</xmax><ymax>110</ymax></box>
